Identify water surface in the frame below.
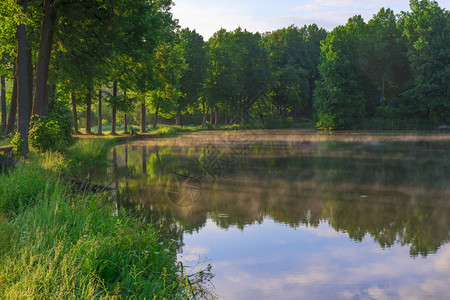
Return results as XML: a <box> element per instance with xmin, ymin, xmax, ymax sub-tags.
<box><xmin>110</xmin><ymin>130</ymin><xmax>450</xmax><ymax>299</ymax></box>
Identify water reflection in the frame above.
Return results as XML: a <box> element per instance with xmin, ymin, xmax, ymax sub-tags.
<box><xmin>109</xmin><ymin>130</ymin><xmax>450</xmax><ymax>298</ymax></box>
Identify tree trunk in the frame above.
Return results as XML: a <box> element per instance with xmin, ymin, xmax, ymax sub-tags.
<box><xmin>224</xmin><ymin>105</ymin><xmax>228</xmax><ymax>125</ymax></box>
<box><xmin>209</xmin><ymin>107</ymin><xmax>213</xmax><ymax>123</ymax></box>
<box><xmin>71</xmin><ymin>92</ymin><xmax>79</xmax><ymax>134</ymax></box>
<box><xmin>381</xmin><ymin>73</ymin><xmax>386</xmax><ymax>109</ymax></box>
<box><xmin>6</xmin><ymin>76</ymin><xmax>17</xmax><ymax>136</ymax></box>
<box><xmin>111</xmin><ymin>81</ymin><xmax>117</xmax><ymax>135</ymax></box>
<box><xmin>16</xmin><ymin>19</ymin><xmax>30</xmax><ymax>154</ymax></box>
<box><xmin>1</xmin><ymin>75</ymin><xmax>6</xmax><ymax>134</ymax></box>
<box><xmin>153</xmin><ymin>103</ymin><xmax>159</xmax><ymax>129</ymax></box>
<box><xmin>27</xmin><ymin>48</ymin><xmax>33</xmax><ymax>122</ymax></box>
<box><xmin>215</xmin><ymin>106</ymin><xmax>218</xmax><ymax>128</ymax></box>
<box><xmin>97</xmin><ymin>89</ymin><xmax>102</xmax><ymax>135</ymax></box>
<box><xmin>32</xmin><ymin>0</ymin><xmax>55</xmax><ymax>117</ymax></box>
<box><xmin>86</xmin><ymin>88</ymin><xmax>92</xmax><ymax>134</ymax></box>
<box><xmin>175</xmin><ymin>109</ymin><xmax>181</xmax><ymax>126</ymax></box>
<box><xmin>124</xmin><ymin>113</ymin><xmax>128</xmax><ymax>133</ymax></box>
<box><xmin>140</xmin><ymin>102</ymin><xmax>146</xmax><ymax>132</ymax></box>
<box><xmin>201</xmin><ymin>100</ymin><xmax>206</xmax><ymax>127</ymax></box>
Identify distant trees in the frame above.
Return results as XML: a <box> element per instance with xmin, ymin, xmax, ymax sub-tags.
<box><xmin>401</xmin><ymin>0</ymin><xmax>450</xmax><ymax>122</ymax></box>
<box><xmin>314</xmin><ymin>0</ymin><xmax>449</xmax><ymax>130</ymax></box>
<box><xmin>0</xmin><ymin>0</ymin><xmax>448</xmax><ymax>148</ymax></box>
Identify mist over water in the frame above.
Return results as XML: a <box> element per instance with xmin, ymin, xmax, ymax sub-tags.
<box><xmin>109</xmin><ymin>129</ymin><xmax>450</xmax><ymax>299</ymax></box>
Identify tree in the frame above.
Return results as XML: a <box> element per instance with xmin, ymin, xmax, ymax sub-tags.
<box><xmin>176</xmin><ymin>28</ymin><xmax>208</xmax><ymax>126</ymax></box>
<box><xmin>32</xmin><ymin>0</ymin><xmax>55</xmax><ymax>118</ymax></box>
<box><xmin>16</xmin><ymin>0</ymin><xmax>30</xmax><ymax>153</ymax></box>
<box><xmin>364</xmin><ymin>8</ymin><xmax>410</xmax><ymax>113</ymax></box>
<box><xmin>264</xmin><ymin>25</ymin><xmax>323</xmax><ymax>121</ymax></box>
<box><xmin>314</xmin><ymin>16</ymin><xmax>368</xmax><ymax>130</ymax></box>
<box><xmin>401</xmin><ymin>0</ymin><xmax>450</xmax><ymax>122</ymax></box>
<box><xmin>148</xmin><ymin>39</ymin><xmax>187</xmax><ymax>129</ymax></box>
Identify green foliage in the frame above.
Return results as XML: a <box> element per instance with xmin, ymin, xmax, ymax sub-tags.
<box><xmin>313</xmin><ymin>17</ymin><xmax>368</xmax><ymax>130</ymax></box>
<box><xmin>29</xmin><ymin>97</ymin><xmax>75</xmax><ymax>152</ymax></box>
<box><xmin>263</xmin><ymin>24</ymin><xmax>326</xmax><ymax>120</ymax></box>
<box><xmin>401</xmin><ymin>0</ymin><xmax>450</xmax><ymax>122</ymax></box>
<box><xmin>204</xmin><ymin>121</ymin><xmax>215</xmax><ymax>130</ymax></box>
<box><xmin>316</xmin><ymin>113</ymin><xmax>340</xmax><ymax>130</ymax></box>
<box><xmin>10</xmin><ymin>132</ymin><xmax>24</xmax><ymax>157</ymax></box>
<box><xmin>29</xmin><ymin>118</ymin><xmax>65</xmax><ymax>152</ymax></box>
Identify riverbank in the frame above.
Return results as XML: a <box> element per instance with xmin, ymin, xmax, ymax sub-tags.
<box><xmin>0</xmin><ymin>143</ymin><xmax>200</xmax><ymax>298</ymax></box>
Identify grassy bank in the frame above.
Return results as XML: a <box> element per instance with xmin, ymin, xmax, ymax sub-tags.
<box><xmin>0</xmin><ymin>150</ymin><xmax>198</xmax><ymax>298</ymax></box>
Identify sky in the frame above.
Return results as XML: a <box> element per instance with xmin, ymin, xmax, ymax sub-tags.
<box><xmin>171</xmin><ymin>0</ymin><xmax>450</xmax><ymax>39</ymax></box>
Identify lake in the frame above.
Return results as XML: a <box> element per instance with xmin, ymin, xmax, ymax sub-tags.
<box><xmin>109</xmin><ymin>129</ymin><xmax>450</xmax><ymax>299</ymax></box>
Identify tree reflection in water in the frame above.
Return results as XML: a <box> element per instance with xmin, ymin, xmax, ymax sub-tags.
<box><xmin>110</xmin><ymin>130</ymin><xmax>450</xmax><ymax>259</ymax></box>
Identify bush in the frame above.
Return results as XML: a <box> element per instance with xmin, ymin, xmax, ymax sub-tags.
<box><xmin>316</xmin><ymin>113</ymin><xmax>342</xmax><ymax>130</ymax></box>
<box><xmin>10</xmin><ymin>132</ymin><xmax>25</xmax><ymax>157</ymax></box>
<box><xmin>29</xmin><ymin>117</ymin><xmax>65</xmax><ymax>152</ymax></box>
<box><xmin>204</xmin><ymin>121</ymin><xmax>215</xmax><ymax>130</ymax></box>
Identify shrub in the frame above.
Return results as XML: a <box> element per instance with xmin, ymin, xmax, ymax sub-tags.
<box><xmin>29</xmin><ymin>117</ymin><xmax>65</xmax><ymax>152</ymax></box>
<box><xmin>10</xmin><ymin>132</ymin><xmax>25</xmax><ymax>157</ymax></box>
<box><xmin>316</xmin><ymin>113</ymin><xmax>342</xmax><ymax>131</ymax></box>
<box><xmin>204</xmin><ymin>121</ymin><xmax>215</xmax><ymax>130</ymax></box>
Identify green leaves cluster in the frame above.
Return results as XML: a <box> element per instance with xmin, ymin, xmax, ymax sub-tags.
<box><xmin>314</xmin><ymin>0</ymin><xmax>450</xmax><ymax>129</ymax></box>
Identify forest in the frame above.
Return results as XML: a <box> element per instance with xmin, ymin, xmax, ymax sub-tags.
<box><xmin>0</xmin><ymin>0</ymin><xmax>449</xmax><ymax>155</ymax></box>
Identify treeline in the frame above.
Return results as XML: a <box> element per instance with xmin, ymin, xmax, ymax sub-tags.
<box><xmin>1</xmin><ymin>0</ymin><xmax>449</xmax><ymax>154</ymax></box>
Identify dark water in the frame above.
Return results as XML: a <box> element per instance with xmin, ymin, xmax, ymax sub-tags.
<box><xmin>109</xmin><ymin>130</ymin><xmax>450</xmax><ymax>299</ymax></box>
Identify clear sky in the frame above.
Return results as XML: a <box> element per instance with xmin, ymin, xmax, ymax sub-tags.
<box><xmin>171</xmin><ymin>0</ymin><xmax>450</xmax><ymax>39</ymax></box>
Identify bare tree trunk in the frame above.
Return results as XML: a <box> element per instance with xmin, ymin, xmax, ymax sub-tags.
<box><xmin>381</xmin><ymin>73</ymin><xmax>386</xmax><ymax>109</ymax></box>
<box><xmin>1</xmin><ymin>75</ymin><xmax>6</xmax><ymax>134</ymax></box>
<box><xmin>201</xmin><ymin>100</ymin><xmax>206</xmax><ymax>127</ymax></box>
<box><xmin>27</xmin><ymin>48</ymin><xmax>33</xmax><ymax>122</ymax></box>
<box><xmin>215</xmin><ymin>106</ymin><xmax>218</xmax><ymax>128</ymax></box>
<box><xmin>6</xmin><ymin>76</ymin><xmax>17</xmax><ymax>136</ymax></box>
<box><xmin>209</xmin><ymin>107</ymin><xmax>213</xmax><ymax>123</ymax></box>
<box><xmin>153</xmin><ymin>103</ymin><xmax>159</xmax><ymax>129</ymax></box>
<box><xmin>16</xmin><ymin>17</ymin><xmax>30</xmax><ymax>154</ymax></box>
<box><xmin>140</xmin><ymin>101</ymin><xmax>146</xmax><ymax>133</ymax></box>
<box><xmin>71</xmin><ymin>92</ymin><xmax>79</xmax><ymax>134</ymax></box>
<box><xmin>32</xmin><ymin>0</ymin><xmax>55</xmax><ymax>117</ymax></box>
<box><xmin>124</xmin><ymin>113</ymin><xmax>128</xmax><ymax>133</ymax></box>
<box><xmin>111</xmin><ymin>81</ymin><xmax>117</xmax><ymax>135</ymax></box>
<box><xmin>175</xmin><ymin>109</ymin><xmax>181</xmax><ymax>126</ymax></box>
<box><xmin>224</xmin><ymin>105</ymin><xmax>228</xmax><ymax>125</ymax></box>
<box><xmin>97</xmin><ymin>89</ymin><xmax>102</xmax><ymax>134</ymax></box>
<box><xmin>86</xmin><ymin>88</ymin><xmax>92</xmax><ymax>134</ymax></box>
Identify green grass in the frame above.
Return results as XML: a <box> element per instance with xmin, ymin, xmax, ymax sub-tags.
<box><xmin>63</xmin><ymin>139</ymin><xmax>113</xmax><ymax>175</ymax></box>
<box><xmin>0</xmin><ymin>152</ymin><xmax>197</xmax><ymax>299</ymax></box>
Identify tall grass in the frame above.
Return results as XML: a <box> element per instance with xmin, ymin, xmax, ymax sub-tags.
<box><xmin>0</xmin><ymin>154</ymin><xmax>194</xmax><ymax>299</ymax></box>
<box><xmin>63</xmin><ymin>139</ymin><xmax>112</xmax><ymax>175</ymax></box>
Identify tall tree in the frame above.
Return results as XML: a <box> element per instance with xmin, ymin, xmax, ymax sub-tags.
<box><xmin>401</xmin><ymin>0</ymin><xmax>450</xmax><ymax>122</ymax></box>
<box><xmin>16</xmin><ymin>0</ymin><xmax>30</xmax><ymax>153</ymax></box>
<box><xmin>32</xmin><ymin>0</ymin><xmax>55</xmax><ymax>117</ymax></box>
<box><xmin>314</xmin><ymin>16</ymin><xmax>367</xmax><ymax>130</ymax></box>
<box><xmin>0</xmin><ymin>75</ymin><xmax>6</xmax><ymax>134</ymax></box>
<box><xmin>176</xmin><ymin>28</ymin><xmax>208</xmax><ymax>126</ymax></box>
<box><xmin>148</xmin><ymin>39</ymin><xmax>186</xmax><ymax>128</ymax></box>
